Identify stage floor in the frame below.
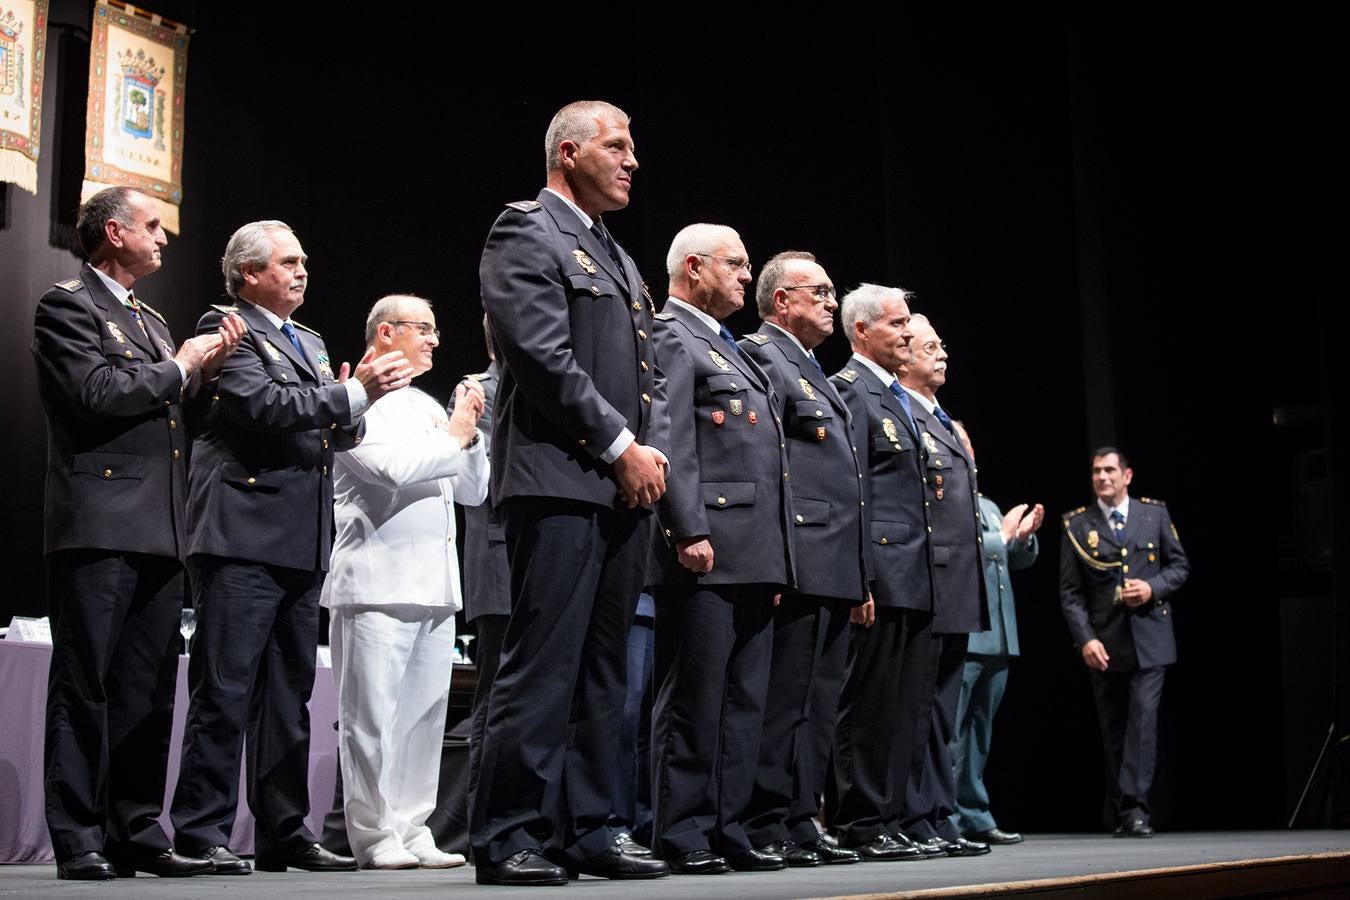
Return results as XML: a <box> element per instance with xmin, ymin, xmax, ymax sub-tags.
<box><xmin>2</xmin><ymin>831</ymin><xmax>1348</xmax><ymax>898</ymax></box>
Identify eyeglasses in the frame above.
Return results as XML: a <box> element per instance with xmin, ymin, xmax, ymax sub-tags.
<box><xmin>917</xmin><ymin>340</ymin><xmax>947</xmax><ymax>355</ymax></box>
<box><xmin>391</xmin><ymin>320</ymin><xmax>441</xmax><ymax>339</ymax></box>
<box><xmin>782</xmin><ymin>284</ymin><xmax>837</xmax><ymax>302</ymax></box>
<box><xmin>695</xmin><ymin>253</ymin><xmax>753</xmax><ymax>275</ymax></box>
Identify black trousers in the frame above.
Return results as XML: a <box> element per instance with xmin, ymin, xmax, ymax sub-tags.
<box><xmin>651</xmin><ymin>585</ymin><xmax>775</xmax><ymax>857</ymax></box>
<box><xmin>465</xmin><ymin>611</ymin><xmax>509</xmax><ymax>840</ymax></box>
<box><xmin>43</xmin><ymin>550</ymin><xmax>182</xmax><ymax>861</ymax></box>
<box><xmin>903</xmin><ymin>631</ymin><xmax>968</xmax><ymax>841</ymax></box>
<box><xmin>828</xmin><ymin>608</ymin><xmax>934</xmax><ymax>846</ymax></box>
<box><xmin>745</xmin><ymin>594</ymin><xmax>852</xmax><ymax>847</ymax></box>
<box><xmin>170</xmin><ymin>555</ymin><xmax>322</xmax><ymax>855</ymax></box>
<box><xmin>1091</xmin><ymin>665</ymin><xmax>1165</xmax><ymax>825</ymax></box>
<box><xmin>470</xmin><ymin>499</ymin><xmax>649</xmax><ymax>867</ymax></box>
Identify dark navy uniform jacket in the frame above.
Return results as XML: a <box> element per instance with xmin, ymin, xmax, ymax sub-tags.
<box><xmin>1060</xmin><ymin>497</ymin><xmax>1190</xmax><ymax>670</ymax></box>
<box><xmin>647</xmin><ymin>303</ymin><xmax>795</xmax><ymax>590</ymax></box>
<box><xmin>740</xmin><ymin>325</ymin><xmax>866</xmax><ymax>604</ymax></box>
<box><xmin>909</xmin><ymin>401</ymin><xmax>988</xmax><ymax>635</ymax></box>
<box><xmin>452</xmin><ymin>363</ymin><xmax>511</xmax><ymax>621</ymax></box>
<box><xmin>33</xmin><ymin>263</ymin><xmax>190</xmax><ymax>559</ymax></box>
<box><xmin>186</xmin><ymin>300</ymin><xmax>362</xmax><ymax>571</ymax></box>
<box><xmin>480</xmin><ymin>190</ymin><xmax>666</xmax><ymax>510</ymax></box>
<box><xmin>831</xmin><ymin>361</ymin><xmax>934</xmax><ymax>613</ymax></box>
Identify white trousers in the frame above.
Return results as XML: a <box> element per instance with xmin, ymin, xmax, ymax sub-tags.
<box><xmin>330</xmin><ymin>604</ymin><xmax>455</xmax><ymax>864</ymax></box>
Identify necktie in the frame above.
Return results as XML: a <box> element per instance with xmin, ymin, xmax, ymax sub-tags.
<box><xmin>807</xmin><ymin>353</ymin><xmax>825</xmax><ymax>375</ymax></box>
<box><xmin>933</xmin><ymin>404</ymin><xmax>958</xmax><ymax>437</ymax></box>
<box><xmin>1110</xmin><ymin>509</ymin><xmax>1126</xmax><ymax>539</ymax></box>
<box><xmin>719</xmin><ymin>324</ymin><xmax>742</xmax><ymax>357</ymax></box>
<box><xmin>591</xmin><ymin>219</ymin><xmax>625</xmax><ymax>274</ymax></box>
<box><xmin>888</xmin><ymin>381</ymin><xmax>917</xmax><ymax>433</ymax></box>
<box><xmin>281</xmin><ymin>321</ymin><xmax>306</xmax><ymax>360</ymax></box>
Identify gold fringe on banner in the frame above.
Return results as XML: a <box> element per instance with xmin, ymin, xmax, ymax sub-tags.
<box><xmin>82</xmin><ymin>0</ymin><xmax>189</xmax><ymax>232</ymax></box>
<box><xmin>0</xmin><ymin>0</ymin><xmax>49</xmax><ymax>195</ymax></box>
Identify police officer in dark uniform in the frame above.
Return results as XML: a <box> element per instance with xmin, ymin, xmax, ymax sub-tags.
<box><xmin>1060</xmin><ymin>447</ymin><xmax>1190</xmax><ymax>837</ymax></box>
<box><xmin>897</xmin><ymin>315</ymin><xmax>990</xmax><ymax>857</ymax></box>
<box><xmin>33</xmin><ymin>187</ymin><xmax>244</xmax><ymax>881</ymax></box>
<box><xmin>170</xmin><ymin>220</ymin><xmax>410</xmax><ymax>874</ymax></box>
<box><xmin>648</xmin><ymin>224</ymin><xmax>795</xmax><ymax>875</ymax></box>
<box><xmin>472</xmin><ymin>100</ymin><xmax>670</xmax><ymax>886</ymax></box>
<box><xmin>826</xmin><ymin>284</ymin><xmax>934</xmax><ymax>862</ymax></box>
<box><xmin>738</xmin><ymin>252</ymin><xmax>865</xmax><ymax>867</ymax></box>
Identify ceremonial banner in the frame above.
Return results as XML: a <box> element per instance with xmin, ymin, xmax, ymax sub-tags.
<box><xmin>0</xmin><ymin>0</ymin><xmax>47</xmax><ymax>194</ymax></box>
<box><xmin>83</xmin><ymin>1</ymin><xmax>188</xmax><ymax>232</ymax></box>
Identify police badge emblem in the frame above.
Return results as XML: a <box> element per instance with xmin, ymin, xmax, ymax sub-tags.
<box><xmin>572</xmin><ymin>249</ymin><xmax>597</xmax><ymax>275</ymax></box>
<box><xmin>712</xmin><ymin>410</ymin><xmax>725</xmax><ymax>426</ymax></box>
<box><xmin>730</xmin><ymin>399</ymin><xmax>743</xmax><ymax>416</ymax></box>
<box><xmin>882</xmin><ymin>418</ymin><xmax>900</xmax><ymax>445</ymax></box>
<box><xmin>107</xmin><ymin>321</ymin><xmax>127</xmax><ymax>343</ymax></box>
<box><xmin>262</xmin><ymin>340</ymin><xmax>284</xmax><ymax>363</ymax></box>
<box><xmin>1087</xmin><ymin>530</ymin><xmax>1099</xmax><ymax>549</ymax></box>
<box><xmin>816</xmin><ymin>426</ymin><xmax>827</xmax><ymax>441</ymax></box>
<box><xmin>922</xmin><ymin>431</ymin><xmax>939</xmax><ymax>454</ymax></box>
<box><xmin>708</xmin><ymin>350</ymin><xmax>733</xmax><ymax>373</ymax></box>
<box><xmin>747</xmin><ymin>410</ymin><xmax>758</xmax><ymax>424</ymax></box>
<box><xmin>798</xmin><ymin>378</ymin><xmax>816</xmax><ymax>400</ymax></box>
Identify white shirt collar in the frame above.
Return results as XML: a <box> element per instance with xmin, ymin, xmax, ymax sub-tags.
<box><xmin>763</xmin><ymin>321</ymin><xmax>811</xmax><ymax>357</ymax></box>
<box><xmin>850</xmin><ymin>353</ymin><xmax>901</xmax><ymax>390</ymax></box>
<box><xmin>239</xmin><ymin>297</ymin><xmax>288</xmax><ymax>331</ymax></box>
<box><xmin>1098</xmin><ymin>495</ymin><xmax>1131</xmax><ymax>522</ymax></box>
<box><xmin>665</xmin><ymin>295</ymin><xmax>723</xmax><ymax>337</ymax></box>
<box><xmin>90</xmin><ymin>266</ymin><xmax>131</xmax><ymax>306</ymax></box>
<box><xmin>902</xmin><ymin>385</ymin><xmax>938</xmax><ymax>414</ymax></box>
<box><xmin>543</xmin><ymin>188</ymin><xmax>593</xmax><ymax>229</ymax></box>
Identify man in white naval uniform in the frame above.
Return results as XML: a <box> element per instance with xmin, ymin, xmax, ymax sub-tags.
<box><xmin>321</xmin><ymin>295</ymin><xmax>488</xmax><ymax>868</ymax></box>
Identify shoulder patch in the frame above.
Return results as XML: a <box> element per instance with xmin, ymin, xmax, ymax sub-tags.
<box><xmin>833</xmin><ymin>368</ymin><xmax>860</xmax><ymax>383</ymax></box>
<box><xmin>1062</xmin><ymin>506</ymin><xmax>1088</xmax><ymax>521</ymax></box>
<box><xmin>1139</xmin><ymin>496</ymin><xmax>1165</xmax><ymax>506</ymax></box>
<box><xmin>505</xmin><ymin>200</ymin><xmax>542</xmax><ymax>213</ymax></box>
<box><xmin>743</xmin><ymin>333</ymin><xmax>770</xmax><ymax>345</ymax></box>
<box><xmin>292</xmin><ymin>320</ymin><xmax>321</xmax><ymax>337</ymax></box>
<box><xmin>53</xmin><ymin>278</ymin><xmax>83</xmax><ymax>293</ymax></box>
<box><xmin>210</xmin><ymin>303</ymin><xmax>240</xmax><ymax>315</ymax></box>
<box><xmin>654</xmin><ymin>312</ymin><xmax>676</xmax><ymax>321</ymax></box>
<box><xmin>138</xmin><ymin>301</ymin><xmax>168</xmax><ymax>325</ymax></box>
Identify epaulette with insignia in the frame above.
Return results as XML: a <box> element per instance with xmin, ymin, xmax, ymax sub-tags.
<box><xmin>1139</xmin><ymin>497</ymin><xmax>1165</xmax><ymax>506</ymax></box>
<box><xmin>654</xmin><ymin>312</ymin><xmax>676</xmax><ymax>321</ymax></box>
<box><xmin>834</xmin><ymin>368</ymin><xmax>860</xmax><ymax>383</ymax></box>
<box><xmin>505</xmin><ymin>200</ymin><xmax>542</xmax><ymax>213</ymax></box>
<box><xmin>53</xmin><ymin>278</ymin><xmax>83</xmax><ymax>293</ymax></box>
<box><xmin>138</xmin><ymin>301</ymin><xmax>168</xmax><ymax>325</ymax></box>
<box><xmin>1063</xmin><ymin>506</ymin><xmax>1087</xmax><ymax>521</ymax></box>
<box><xmin>210</xmin><ymin>303</ymin><xmax>239</xmax><ymax>314</ymax></box>
<box><xmin>292</xmin><ymin>320</ymin><xmax>321</xmax><ymax>336</ymax></box>
<box><xmin>743</xmin><ymin>333</ymin><xmax>770</xmax><ymax>345</ymax></box>
<box><xmin>465</xmin><ymin>371</ymin><xmax>489</xmax><ymax>382</ymax></box>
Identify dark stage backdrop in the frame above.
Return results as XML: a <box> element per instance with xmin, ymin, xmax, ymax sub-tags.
<box><xmin>1</xmin><ymin>2</ymin><xmax>1342</xmax><ymax>833</ymax></box>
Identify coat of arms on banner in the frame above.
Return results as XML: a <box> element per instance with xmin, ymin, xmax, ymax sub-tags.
<box><xmin>0</xmin><ymin>1</ymin><xmax>48</xmax><ymax>194</ymax></box>
<box><xmin>83</xmin><ymin>1</ymin><xmax>189</xmax><ymax>232</ymax></box>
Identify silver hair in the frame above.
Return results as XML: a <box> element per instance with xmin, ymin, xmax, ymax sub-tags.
<box><xmin>364</xmin><ymin>294</ymin><xmax>432</xmax><ymax>345</ymax></box>
<box><xmin>544</xmin><ymin>100</ymin><xmax>629</xmax><ymax>172</ymax></box>
<box><xmin>754</xmin><ymin>250</ymin><xmax>818</xmax><ymax>319</ymax></box>
<box><xmin>221</xmin><ymin>220</ymin><xmax>292</xmax><ymax>299</ymax></box>
<box><xmin>840</xmin><ymin>283</ymin><xmax>916</xmax><ymax>348</ymax></box>
<box><xmin>665</xmin><ymin>223</ymin><xmax>742</xmax><ymax>282</ymax></box>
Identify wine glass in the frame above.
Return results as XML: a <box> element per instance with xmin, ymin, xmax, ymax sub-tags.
<box><xmin>180</xmin><ymin>609</ymin><xmax>197</xmax><ymax>655</ymax></box>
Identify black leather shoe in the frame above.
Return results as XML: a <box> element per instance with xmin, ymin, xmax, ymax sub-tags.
<box><xmin>254</xmin><ymin>843</ymin><xmax>359</xmax><ymax>872</ymax></box>
<box><xmin>799</xmin><ymin>837</ymin><xmax>861</xmax><ymax>865</ymax></box>
<box><xmin>666</xmin><ymin>849</ymin><xmax>730</xmax><ymax>875</ymax></box>
<box><xmin>201</xmin><ymin>845</ymin><xmax>252</xmax><ymax>874</ymax></box>
<box><xmin>725</xmin><ymin>847</ymin><xmax>787</xmax><ymax>871</ymax></box>
<box><xmin>614</xmin><ymin>831</ymin><xmax>654</xmax><ymax>858</ymax></box>
<box><xmin>776</xmin><ymin>840</ymin><xmax>821</xmax><ymax>867</ymax></box>
<box><xmin>943</xmin><ymin>837</ymin><xmax>991</xmax><ymax>857</ymax></box>
<box><xmin>110</xmin><ymin>848</ymin><xmax>213</xmax><ymax>877</ymax></box>
<box><xmin>969</xmin><ymin>827</ymin><xmax>1023</xmax><ymax>845</ymax></box>
<box><xmin>57</xmin><ymin>851</ymin><xmax>116</xmax><ymax>880</ymax></box>
<box><xmin>912</xmin><ymin>837</ymin><xmax>951</xmax><ymax>858</ymax></box>
<box><xmin>571</xmin><ymin>846</ymin><xmax>669</xmax><ymax>879</ymax></box>
<box><xmin>853</xmin><ymin>834</ymin><xmax>924</xmax><ymax>861</ymax></box>
<box><xmin>1114</xmin><ymin>819</ymin><xmax>1155</xmax><ymax>838</ymax></box>
<box><xmin>475</xmin><ymin>849</ymin><xmax>569</xmax><ymax>886</ymax></box>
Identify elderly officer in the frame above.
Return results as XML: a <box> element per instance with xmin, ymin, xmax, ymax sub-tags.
<box><xmin>648</xmin><ymin>224</ymin><xmax>795</xmax><ymax>875</ymax></box>
<box><xmin>1061</xmin><ymin>447</ymin><xmax>1189</xmax><ymax>837</ymax></box>
<box><xmin>947</xmin><ymin>421</ymin><xmax>1043</xmax><ymax>845</ymax></box>
<box><xmin>169</xmin><ymin>220</ymin><xmax>411</xmax><ymax>874</ymax></box>
<box><xmin>322</xmin><ymin>295</ymin><xmax>486</xmax><ymax>869</ymax></box>
<box><xmin>826</xmin><ymin>284</ymin><xmax>933</xmax><ymax>862</ymax></box>
<box><xmin>738</xmin><ymin>252</ymin><xmax>865</xmax><ymax>867</ymax></box>
<box><xmin>896</xmin><ymin>314</ymin><xmax>990</xmax><ymax>857</ymax></box>
<box><xmin>473</xmin><ymin>100</ymin><xmax>669</xmax><ymax>886</ymax></box>
<box><xmin>33</xmin><ymin>186</ymin><xmax>243</xmax><ymax>880</ymax></box>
